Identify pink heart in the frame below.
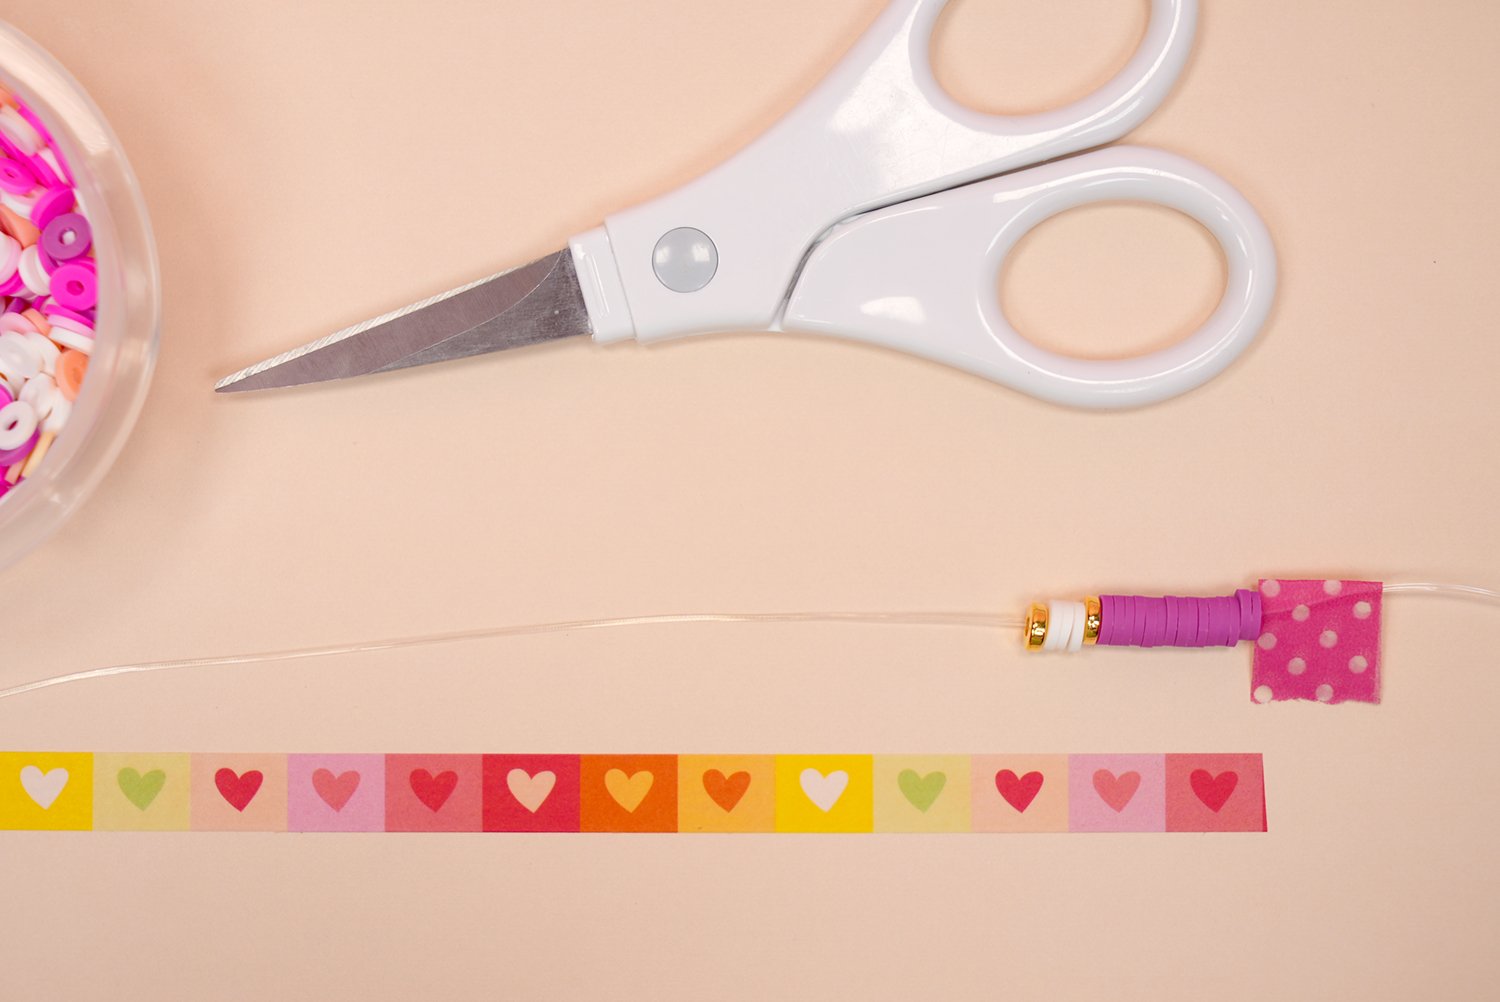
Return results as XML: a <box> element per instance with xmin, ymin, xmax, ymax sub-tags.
<box><xmin>1092</xmin><ymin>769</ymin><xmax>1141</xmax><ymax>813</ymax></box>
<box><xmin>311</xmin><ymin>769</ymin><xmax>361</xmax><ymax>812</ymax></box>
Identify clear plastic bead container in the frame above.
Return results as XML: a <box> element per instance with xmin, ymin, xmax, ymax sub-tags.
<box><xmin>0</xmin><ymin>22</ymin><xmax>159</xmax><ymax>570</ymax></box>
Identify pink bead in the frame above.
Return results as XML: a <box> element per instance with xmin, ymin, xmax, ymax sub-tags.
<box><xmin>42</xmin><ymin>303</ymin><xmax>93</xmax><ymax>328</ymax></box>
<box><xmin>0</xmin><ymin>131</ymin><xmax>25</xmax><ymax>165</ymax></box>
<box><xmin>45</xmin><ymin>313</ymin><xmax>93</xmax><ymax>338</ymax></box>
<box><xmin>48</xmin><ymin>262</ymin><xmax>96</xmax><ymax>311</ymax></box>
<box><xmin>14</xmin><ymin>104</ymin><xmax>54</xmax><ymax>148</ymax></box>
<box><xmin>0</xmin><ymin>272</ymin><xmax>22</xmax><ymax>297</ymax></box>
<box><xmin>0</xmin><ymin>156</ymin><xmax>36</xmax><ymax>195</ymax></box>
<box><xmin>28</xmin><ymin>186</ymin><xmax>74</xmax><ymax>229</ymax></box>
<box><xmin>26</xmin><ymin>153</ymin><xmax>60</xmax><ymax>189</ymax></box>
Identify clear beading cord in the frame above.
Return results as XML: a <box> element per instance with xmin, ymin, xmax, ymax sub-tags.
<box><xmin>0</xmin><ymin>582</ymin><xmax>1494</xmax><ymax>704</ymax></box>
<box><xmin>0</xmin><ymin>611</ymin><xmax>1022</xmax><ymax>703</ymax></box>
<box><xmin>1381</xmin><ymin>582</ymin><xmax>1500</xmax><ymax>604</ymax></box>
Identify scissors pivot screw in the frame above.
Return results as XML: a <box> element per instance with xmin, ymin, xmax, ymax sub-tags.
<box><xmin>652</xmin><ymin>227</ymin><xmax>719</xmax><ymax>293</ymax></box>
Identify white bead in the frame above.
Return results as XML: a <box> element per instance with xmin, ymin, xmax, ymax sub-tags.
<box><xmin>19</xmin><ymin>373</ymin><xmax>57</xmax><ymax>420</ymax></box>
<box><xmin>1044</xmin><ymin>600</ymin><xmax>1078</xmax><ymax>653</ymax></box>
<box><xmin>1065</xmin><ymin>601</ymin><xmax>1087</xmax><ymax>652</ymax></box>
<box><xmin>42</xmin><ymin>397</ymin><xmax>71</xmax><ymax>435</ymax></box>
<box><xmin>0</xmin><ymin>189</ymin><xmax>38</xmax><ymax>216</ymax></box>
<box><xmin>0</xmin><ymin>233</ymin><xmax>19</xmax><ymax>281</ymax></box>
<box><xmin>0</xmin><ymin>312</ymin><xmax>36</xmax><ymax>336</ymax></box>
<box><xmin>46</xmin><ymin>325</ymin><xmax>93</xmax><ymax>355</ymax></box>
<box><xmin>46</xmin><ymin>315</ymin><xmax>93</xmax><ymax>337</ymax></box>
<box><xmin>23</xmin><ymin>332</ymin><xmax>58</xmax><ymax>375</ymax></box>
<box><xmin>0</xmin><ymin>331</ymin><xmax>42</xmax><ymax>381</ymax></box>
<box><xmin>17</xmin><ymin>245</ymin><xmax>49</xmax><ymax>296</ymax></box>
<box><xmin>0</xmin><ymin>107</ymin><xmax>41</xmax><ymax>156</ymax></box>
<box><xmin>0</xmin><ymin>400</ymin><xmax>38</xmax><ymax>450</ymax></box>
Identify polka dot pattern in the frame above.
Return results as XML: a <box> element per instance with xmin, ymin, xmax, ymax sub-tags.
<box><xmin>1250</xmin><ymin>579</ymin><xmax>1382</xmax><ymax>704</ymax></box>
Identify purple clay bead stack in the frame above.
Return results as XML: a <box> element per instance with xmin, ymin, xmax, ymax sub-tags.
<box><xmin>1097</xmin><ymin>590</ymin><xmax>1262</xmax><ymax>648</ymax></box>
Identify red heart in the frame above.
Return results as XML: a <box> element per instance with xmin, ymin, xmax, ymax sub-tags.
<box><xmin>215</xmin><ymin>768</ymin><xmax>264</xmax><ymax>812</ymax></box>
<box><xmin>312</xmin><ymin>769</ymin><xmax>361</xmax><ymax>812</ymax></box>
<box><xmin>409</xmin><ymin>769</ymin><xmax>459</xmax><ymax>812</ymax></box>
<box><xmin>702</xmin><ymin>769</ymin><xmax>752</xmax><ymax>812</ymax></box>
<box><xmin>1092</xmin><ymin>769</ymin><xmax>1141</xmax><ymax>813</ymax></box>
<box><xmin>994</xmin><ymin>770</ymin><xmax>1044</xmax><ymax>813</ymax></box>
<box><xmin>1189</xmin><ymin>769</ymin><xmax>1238</xmax><ymax>813</ymax></box>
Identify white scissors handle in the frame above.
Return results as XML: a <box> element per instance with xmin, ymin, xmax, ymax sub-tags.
<box><xmin>577</xmin><ymin>0</ymin><xmax>1199</xmax><ymax>339</ymax></box>
<box><xmin>571</xmin><ymin>0</ymin><xmax>1274</xmax><ymax>407</ymax></box>
<box><xmin>783</xmin><ymin>146</ymin><xmax>1276</xmax><ymax>408</ymax></box>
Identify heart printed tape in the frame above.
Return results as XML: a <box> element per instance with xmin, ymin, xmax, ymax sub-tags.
<box><xmin>0</xmin><ymin>752</ymin><xmax>1265</xmax><ymax>833</ymax></box>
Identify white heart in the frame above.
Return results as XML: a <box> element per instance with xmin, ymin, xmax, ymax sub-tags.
<box><xmin>20</xmin><ymin>766</ymin><xmax>68</xmax><ymax>809</ymax></box>
<box><xmin>799</xmin><ymin>768</ymin><xmax>849</xmax><ymax>813</ymax></box>
<box><xmin>506</xmin><ymin>769</ymin><xmax>557</xmax><ymax>813</ymax></box>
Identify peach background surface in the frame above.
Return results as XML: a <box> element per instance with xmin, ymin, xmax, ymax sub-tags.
<box><xmin>4</xmin><ymin>1</ymin><xmax>1500</xmax><ymax>998</ymax></box>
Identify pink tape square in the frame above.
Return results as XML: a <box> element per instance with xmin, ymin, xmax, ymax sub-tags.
<box><xmin>1252</xmin><ymin>579</ymin><xmax>1381</xmax><ymax>704</ymax></box>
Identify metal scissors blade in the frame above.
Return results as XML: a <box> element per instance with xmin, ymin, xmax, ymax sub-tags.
<box><xmin>213</xmin><ymin>249</ymin><xmax>590</xmax><ymax>393</ymax></box>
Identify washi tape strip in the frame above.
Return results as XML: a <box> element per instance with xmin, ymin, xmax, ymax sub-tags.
<box><xmin>0</xmin><ymin>753</ymin><xmax>1266</xmax><ymax>833</ymax></box>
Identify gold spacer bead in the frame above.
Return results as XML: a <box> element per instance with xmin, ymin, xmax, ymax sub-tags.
<box><xmin>1025</xmin><ymin>602</ymin><xmax>1049</xmax><ymax>651</ymax></box>
<box><xmin>1084</xmin><ymin>596</ymin><xmax>1102</xmax><ymax>645</ymax></box>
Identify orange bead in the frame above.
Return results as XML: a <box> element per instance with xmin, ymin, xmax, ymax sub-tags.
<box><xmin>21</xmin><ymin>308</ymin><xmax>49</xmax><ymax>337</ymax></box>
<box><xmin>56</xmin><ymin>350</ymin><xmax>87</xmax><ymax>401</ymax></box>
<box><xmin>0</xmin><ymin>205</ymin><xmax>38</xmax><ymax>248</ymax></box>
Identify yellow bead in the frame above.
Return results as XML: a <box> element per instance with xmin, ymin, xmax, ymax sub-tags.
<box><xmin>1084</xmin><ymin>596</ymin><xmax>1102</xmax><ymax>645</ymax></box>
<box><xmin>1025</xmin><ymin>603</ymin><xmax>1049</xmax><ymax>651</ymax></box>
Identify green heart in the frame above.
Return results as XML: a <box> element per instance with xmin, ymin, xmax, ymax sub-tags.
<box><xmin>897</xmin><ymin>769</ymin><xmax>946</xmax><ymax>813</ymax></box>
<box><xmin>117</xmin><ymin>768</ymin><xmax>167</xmax><ymax>811</ymax></box>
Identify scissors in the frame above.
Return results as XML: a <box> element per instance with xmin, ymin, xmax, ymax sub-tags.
<box><xmin>216</xmin><ymin>0</ymin><xmax>1275</xmax><ymax>408</ymax></box>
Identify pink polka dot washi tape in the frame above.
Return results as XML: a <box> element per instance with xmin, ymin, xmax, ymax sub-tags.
<box><xmin>1252</xmin><ymin>579</ymin><xmax>1381</xmax><ymax>705</ymax></box>
<box><xmin>0</xmin><ymin>83</ymin><xmax>96</xmax><ymax>495</ymax></box>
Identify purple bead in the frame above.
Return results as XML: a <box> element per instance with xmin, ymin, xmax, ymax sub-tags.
<box><xmin>1178</xmin><ymin>598</ymin><xmax>1199</xmax><ymax>647</ymax></box>
<box><xmin>1131</xmin><ymin>597</ymin><xmax>1148</xmax><ymax>646</ymax></box>
<box><xmin>41</xmin><ymin>213</ymin><xmax>91</xmax><ymax>261</ymax></box>
<box><xmin>1148</xmin><ymin>598</ymin><xmax>1169</xmax><ymax>648</ymax></box>
<box><xmin>0</xmin><ymin>428</ymin><xmax>38</xmax><ymax>466</ymax></box>
<box><xmin>1098</xmin><ymin>595</ymin><xmax>1114</xmax><ymax>645</ymax></box>
<box><xmin>1235</xmin><ymin>589</ymin><xmax>1257</xmax><ymax>642</ymax></box>
<box><xmin>1195</xmin><ymin>600</ymin><xmax>1212</xmax><ymax>647</ymax></box>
